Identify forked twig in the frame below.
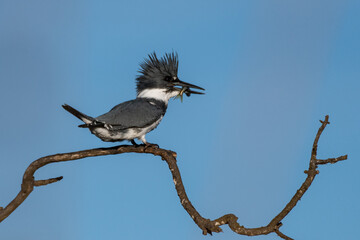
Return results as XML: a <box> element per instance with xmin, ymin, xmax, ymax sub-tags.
<box><xmin>0</xmin><ymin>115</ymin><xmax>348</xmax><ymax>239</ymax></box>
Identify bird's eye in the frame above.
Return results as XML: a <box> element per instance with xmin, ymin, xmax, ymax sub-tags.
<box><xmin>164</xmin><ymin>76</ymin><xmax>172</xmax><ymax>81</ymax></box>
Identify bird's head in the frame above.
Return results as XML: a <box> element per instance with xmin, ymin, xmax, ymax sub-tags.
<box><xmin>136</xmin><ymin>52</ymin><xmax>204</xmax><ymax>102</ymax></box>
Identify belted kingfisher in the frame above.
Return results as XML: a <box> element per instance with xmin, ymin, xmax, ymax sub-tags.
<box><xmin>62</xmin><ymin>52</ymin><xmax>204</xmax><ymax>146</ymax></box>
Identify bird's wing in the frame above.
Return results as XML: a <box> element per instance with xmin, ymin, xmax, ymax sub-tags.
<box><xmin>94</xmin><ymin>98</ymin><xmax>166</xmax><ymax>129</ymax></box>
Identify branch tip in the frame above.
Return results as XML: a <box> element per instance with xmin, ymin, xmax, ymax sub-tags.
<box><xmin>34</xmin><ymin>176</ymin><xmax>63</xmax><ymax>187</ymax></box>
<box><xmin>274</xmin><ymin>228</ymin><xmax>294</xmax><ymax>240</ymax></box>
<box><xmin>316</xmin><ymin>155</ymin><xmax>348</xmax><ymax>165</ymax></box>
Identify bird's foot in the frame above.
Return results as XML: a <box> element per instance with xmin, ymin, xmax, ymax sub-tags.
<box><xmin>144</xmin><ymin>142</ymin><xmax>159</xmax><ymax>149</ymax></box>
<box><xmin>130</xmin><ymin>139</ymin><xmax>139</xmax><ymax>146</ymax></box>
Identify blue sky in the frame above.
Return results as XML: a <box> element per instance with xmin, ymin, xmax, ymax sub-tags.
<box><xmin>0</xmin><ymin>1</ymin><xmax>359</xmax><ymax>239</ymax></box>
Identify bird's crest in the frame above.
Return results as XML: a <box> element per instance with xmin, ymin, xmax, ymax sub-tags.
<box><xmin>136</xmin><ymin>52</ymin><xmax>179</xmax><ymax>94</ymax></box>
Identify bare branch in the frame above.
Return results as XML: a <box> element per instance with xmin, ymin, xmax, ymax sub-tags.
<box><xmin>275</xmin><ymin>228</ymin><xmax>294</xmax><ymax>240</ymax></box>
<box><xmin>0</xmin><ymin>145</ymin><xmax>177</xmax><ymax>223</ymax></box>
<box><xmin>0</xmin><ymin>115</ymin><xmax>349</xmax><ymax>239</ymax></box>
<box><xmin>34</xmin><ymin>176</ymin><xmax>63</xmax><ymax>187</ymax></box>
<box><xmin>316</xmin><ymin>155</ymin><xmax>348</xmax><ymax>165</ymax></box>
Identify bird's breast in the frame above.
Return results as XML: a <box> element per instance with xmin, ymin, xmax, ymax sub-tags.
<box><xmin>91</xmin><ymin>115</ymin><xmax>164</xmax><ymax>142</ymax></box>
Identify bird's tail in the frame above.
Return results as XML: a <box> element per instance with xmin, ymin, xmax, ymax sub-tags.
<box><xmin>62</xmin><ymin>104</ymin><xmax>94</xmax><ymax>127</ymax></box>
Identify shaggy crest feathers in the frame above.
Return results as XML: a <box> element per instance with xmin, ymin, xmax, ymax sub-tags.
<box><xmin>136</xmin><ymin>52</ymin><xmax>179</xmax><ymax>94</ymax></box>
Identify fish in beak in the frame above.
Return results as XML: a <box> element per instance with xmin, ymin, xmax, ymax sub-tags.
<box><xmin>172</xmin><ymin>79</ymin><xmax>205</xmax><ymax>102</ymax></box>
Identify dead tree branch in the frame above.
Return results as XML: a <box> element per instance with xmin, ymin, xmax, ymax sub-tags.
<box><xmin>0</xmin><ymin>115</ymin><xmax>348</xmax><ymax>239</ymax></box>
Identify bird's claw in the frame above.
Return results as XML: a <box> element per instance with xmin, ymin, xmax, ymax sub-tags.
<box><xmin>144</xmin><ymin>143</ymin><xmax>159</xmax><ymax>149</ymax></box>
<box><xmin>130</xmin><ymin>139</ymin><xmax>139</xmax><ymax>146</ymax></box>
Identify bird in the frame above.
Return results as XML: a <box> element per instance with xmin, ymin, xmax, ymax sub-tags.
<box><xmin>62</xmin><ymin>52</ymin><xmax>204</xmax><ymax>146</ymax></box>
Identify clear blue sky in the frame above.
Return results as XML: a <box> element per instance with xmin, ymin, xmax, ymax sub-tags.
<box><xmin>0</xmin><ymin>1</ymin><xmax>359</xmax><ymax>239</ymax></box>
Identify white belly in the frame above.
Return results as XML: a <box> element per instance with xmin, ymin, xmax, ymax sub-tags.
<box><xmin>92</xmin><ymin>116</ymin><xmax>163</xmax><ymax>142</ymax></box>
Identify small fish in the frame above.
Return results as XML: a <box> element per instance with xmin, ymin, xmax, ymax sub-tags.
<box><xmin>174</xmin><ymin>87</ymin><xmax>188</xmax><ymax>102</ymax></box>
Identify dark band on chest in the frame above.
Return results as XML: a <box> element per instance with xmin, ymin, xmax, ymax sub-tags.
<box><xmin>144</xmin><ymin>98</ymin><xmax>168</xmax><ymax>113</ymax></box>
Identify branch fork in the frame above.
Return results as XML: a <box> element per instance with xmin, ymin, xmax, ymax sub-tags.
<box><xmin>0</xmin><ymin>115</ymin><xmax>349</xmax><ymax>240</ymax></box>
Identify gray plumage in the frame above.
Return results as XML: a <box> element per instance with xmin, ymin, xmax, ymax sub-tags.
<box><xmin>91</xmin><ymin>99</ymin><xmax>166</xmax><ymax>130</ymax></box>
<box><xmin>63</xmin><ymin>51</ymin><xmax>204</xmax><ymax>145</ymax></box>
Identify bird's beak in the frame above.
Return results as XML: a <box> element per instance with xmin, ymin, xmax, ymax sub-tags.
<box><xmin>172</xmin><ymin>79</ymin><xmax>205</xmax><ymax>96</ymax></box>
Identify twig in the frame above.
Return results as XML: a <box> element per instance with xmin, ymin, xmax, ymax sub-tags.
<box><xmin>34</xmin><ymin>176</ymin><xmax>64</xmax><ymax>187</ymax></box>
<box><xmin>0</xmin><ymin>115</ymin><xmax>348</xmax><ymax>239</ymax></box>
<box><xmin>274</xmin><ymin>223</ymin><xmax>294</xmax><ymax>240</ymax></box>
<box><xmin>316</xmin><ymin>155</ymin><xmax>348</xmax><ymax>165</ymax></box>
